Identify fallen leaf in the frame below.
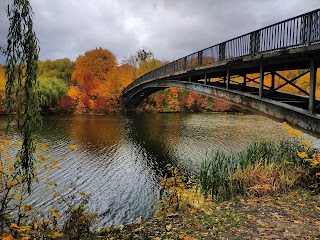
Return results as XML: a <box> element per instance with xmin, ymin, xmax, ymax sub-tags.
<box><xmin>166</xmin><ymin>224</ymin><xmax>172</xmax><ymax>231</ymax></box>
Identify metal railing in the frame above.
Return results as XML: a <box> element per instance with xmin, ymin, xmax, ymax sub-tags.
<box><xmin>123</xmin><ymin>8</ymin><xmax>320</xmax><ymax>95</ymax></box>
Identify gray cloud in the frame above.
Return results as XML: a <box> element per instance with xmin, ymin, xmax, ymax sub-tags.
<box><xmin>1</xmin><ymin>0</ymin><xmax>320</xmax><ymax>64</ymax></box>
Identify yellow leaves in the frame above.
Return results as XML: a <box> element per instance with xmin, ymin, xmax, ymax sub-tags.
<box><xmin>10</xmin><ymin>223</ymin><xmax>19</xmax><ymax>229</ymax></box>
<box><xmin>1</xmin><ymin>235</ymin><xmax>13</xmax><ymax>240</ymax></box>
<box><xmin>49</xmin><ymin>208</ymin><xmax>62</xmax><ymax>219</ymax></box>
<box><xmin>283</xmin><ymin>123</ymin><xmax>320</xmax><ymax>178</ymax></box>
<box><xmin>118</xmin><ymin>224</ymin><xmax>124</xmax><ymax>232</ymax></box>
<box><xmin>282</xmin><ymin>122</ymin><xmax>302</xmax><ymax>137</ymax></box>
<box><xmin>294</xmin><ymin>129</ymin><xmax>302</xmax><ymax>137</ymax></box>
<box><xmin>33</xmin><ymin>221</ymin><xmax>39</xmax><ymax>230</ymax></box>
<box><xmin>310</xmin><ymin>154</ymin><xmax>320</xmax><ymax>167</ymax></box>
<box><xmin>18</xmin><ymin>225</ymin><xmax>31</xmax><ymax>232</ymax></box>
<box><xmin>44</xmin><ymin>164</ymin><xmax>53</xmax><ymax>172</ymax></box>
<box><xmin>297</xmin><ymin>151</ymin><xmax>308</xmax><ymax>159</ymax></box>
<box><xmin>0</xmin><ymin>168</ymin><xmax>6</xmax><ymax>175</ymax></box>
<box><xmin>51</xmin><ymin>211</ymin><xmax>62</xmax><ymax>219</ymax></box>
<box><xmin>284</xmin><ymin>160</ymin><xmax>293</xmax><ymax>165</ymax></box>
<box><xmin>0</xmin><ymin>145</ymin><xmax>7</xmax><ymax>151</ymax></box>
<box><xmin>23</xmin><ymin>205</ymin><xmax>32</xmax><ymax>211</ymax></box>
<box><xmin>17</xmin><ymin>176</ymin><xmax>23</xmax><ymax>183</ymax></box>
<box><xmin>21</xmin><ymin>236</ymin><xmax>31</xmax><ymax>240</ymax></box>
<box><xmin>133</xmin><ymin>226</ymin><xmax>144</xmax><ymax>232</ymax></box>
<box><xmin>301</xmin><ymin>139</ymin><xmax>311</xmax><ymax>148</ymax></box>
<box><xmin>166</xmin><ymin>224</ymin><xmax>172</xmax><ymax>231</ymax></box>
<box><xmin>0</xmin><ymin>134</ymin><xmax>64</xmax><ymax>238</ymax></box>
<box><xmin>7</xmin><ymin>180</ymin><xmax>15</xmax><ymax>188</ymax></box>
<box><xmin>51</xmin><ymin>232</ymin><xmax>63</xmax><ymax>238</ymax></box>
<box><xmin>51</xmin><ymin>159</ymin><xmax>58</xmax><ymax>165</ymax></box>
<box><xmin>105</xmin><ymin>226</ymin><xmax>111</xmax><ymax>233</ymax></box>
<box><xmin>69</xmin><ymin>145</ymin><xmax>77</xmax><ymax>151</ymax></box>
<box><xmin>49</xmin><ymin>181</ymin><xmax>58</xmax><ymax>186</ymax></box>
<box><xmin>1</xmin><ymin>140</ymin><xmax>11</xmax><ymax>146</ymax></box>
<box><xmin>42</xmin><ymin>144</ymin><xmax>49</xmax><ymax>151</ymax></box>
<box><xmin>15</xmin><ymin>141</ymin><xmax>22</xmax><ymax>147</ymax></box>
<box><xmin>179</xmin><ymin>234</ymin><xmax>196</xmax><ymax>240</ymax></box>
<box><xmin>7</xmin><ymin>163</ymin><xmax>14</xmax><ymax>171</ymax></box>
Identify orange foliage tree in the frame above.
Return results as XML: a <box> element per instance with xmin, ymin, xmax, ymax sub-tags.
<box><xmin>69</xmin><ymin>48</ymin><xmax>117</xmax><ymax>113</ymax></box>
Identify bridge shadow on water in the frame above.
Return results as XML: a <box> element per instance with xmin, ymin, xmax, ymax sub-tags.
<box><xmin>122</xmin><ymin>112</ymin><xmax>186</xmax><ymax>178</ymax></box>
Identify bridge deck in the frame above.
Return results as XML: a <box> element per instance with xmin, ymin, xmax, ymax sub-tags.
<box><xmin>122</xmin><ymin>9</ymin><xmax>320</xmax><ymax>135</ymax></box>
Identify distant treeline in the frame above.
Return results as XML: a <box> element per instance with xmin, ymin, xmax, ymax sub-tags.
<box><xmin>0</xmin><ymin>48</ymin><xmax>318</xmax><ymax>114</ymax></box>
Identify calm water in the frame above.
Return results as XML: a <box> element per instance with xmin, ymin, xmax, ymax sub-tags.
<box><xmin>0</xmin><ymin>113</ymin><xmax>318</xmax><ymax>226</ymax></box>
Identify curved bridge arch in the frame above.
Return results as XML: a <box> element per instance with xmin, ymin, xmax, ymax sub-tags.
<box><xmin>122</xmin><ymin>80</ymin><xmax>320</xmax><ymax>134</ymax></box>
<box><xmin>121</xmin><ymin>9</ymin><xmax>320</xmax><ymax>135</ymax></box>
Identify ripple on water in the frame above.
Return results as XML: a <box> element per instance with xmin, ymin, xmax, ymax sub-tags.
<box><xmin>0</xmin><ymin>113</ymin><xmax>318</xmax><ymax>226</ymax></box>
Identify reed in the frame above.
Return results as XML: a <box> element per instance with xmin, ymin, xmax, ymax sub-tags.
<box><xmin>199</xmin><ymin>139</ymin><xmax>314</xmax><ymax>199</ymax></box>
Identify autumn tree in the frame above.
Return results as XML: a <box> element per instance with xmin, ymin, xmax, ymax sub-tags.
<box><xmin>105</xmin><ymin>64</ymin><xmax>134</xmax><ymax>110</ymax></box>
<box><xmin>38</xmin><ymin>58</ymin><xmax>75</xmax><ymax>84</ymax></box>
<box><xmin>139</xmin><ymin>58</ymin><xmax>164</xmax><ymax>75</ymax></box>
<box><xmin>70</xmin><ymin>48</ymin><xmax>117</xmax><ymax>112</ymax></box>
<box><xmin>72</xmin><ymin>48</ymin><xmax>116</xmax><ymax>84</ymax></box>
<box><xmin>123</xmin><ymin>48</ymin><xmax>155</xmax><ymax>80</ymax></box>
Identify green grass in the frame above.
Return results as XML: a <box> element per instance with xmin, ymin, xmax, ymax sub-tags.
<box><xmin>199</xmin><ymin>139</ymin><xmax>314</xmax><ymax>199</ymax></box>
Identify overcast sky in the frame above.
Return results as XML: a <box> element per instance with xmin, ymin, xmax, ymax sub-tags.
<box><xmin>0</xmin><ymin>0</ymin><xmax>320</xmax><ymax>64</ymax></box>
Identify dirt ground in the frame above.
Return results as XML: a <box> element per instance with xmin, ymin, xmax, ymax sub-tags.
<box><xmin>96</xmin><ymin>190</ymin><xmax>320</xmax><ymax>239</ymax></box>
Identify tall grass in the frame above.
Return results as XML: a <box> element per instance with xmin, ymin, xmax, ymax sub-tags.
<box><xmin>199</xmin><ymin>139</ymin><xmax>315</xmax><ymax>199</ymax></box>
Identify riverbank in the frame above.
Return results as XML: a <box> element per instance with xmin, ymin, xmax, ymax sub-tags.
<box><xmin>0</xmin><ymin>115</ymin><xmax>319</xmax><ymax>239</ymax></box>
<box><xmin>97</xmin><ymin>126</ymin><xmax>320</xmax><ymax>239</ymax></box>
<box><xmin>97</xmin><ymin>190</ymin><xmax>320</xmax><ymax>239</ymax></box>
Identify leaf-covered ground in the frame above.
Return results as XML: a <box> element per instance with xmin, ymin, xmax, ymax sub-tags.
<box><xmin>97</xmin><ymin>190</ymin><xmax>320</xmax><ymax>239</ymax></box>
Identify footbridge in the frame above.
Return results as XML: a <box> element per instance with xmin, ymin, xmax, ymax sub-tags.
<box><xmin>122</xmin><ymin>9</ymin><xmax>320</xmax><ymax>135</ymax></box>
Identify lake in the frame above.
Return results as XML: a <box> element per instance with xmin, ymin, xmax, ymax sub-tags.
<box><xmin>0</xmin><ymin>113</ymin><xmax>317</xmax><ymax>226</ymax></box>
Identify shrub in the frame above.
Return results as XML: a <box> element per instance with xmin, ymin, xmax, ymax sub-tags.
<box><xmin>61</xmin><ymin>191</ymin><xmax>97</xmax><ymax>240</ymax></box>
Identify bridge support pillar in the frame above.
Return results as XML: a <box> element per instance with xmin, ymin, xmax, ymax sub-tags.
<box><xmin>309</xmin><ymin>58</ymin><xmax>317</xmax><ymax>113</ymax></box>
<box><xmin>204</xmin><ymin>73</ymin><xmax>207</xmax><ymax>85</ymax></box>
<box><xmin>243</xmin><ymin>74</ymin><xmax>247</xmax><ymax>86</ymax></box>
<box><xmin>259</xmin><ymin>65</ymin><xmax>264</xmax><ymax>98</ymax></box>
<box><xmin>271</xmin><ymin>71</ymin><xmax>275</xmax><ymax>90</ymax></box>
<box><xmin>189</xmin><ymin>76</ymin><xmax>192</xmax><ymax>82</ymax></box>
<box><xmin>226</xmin><ymin>70</ymin><xmax>230</xmax><ymax>90</ymax></box>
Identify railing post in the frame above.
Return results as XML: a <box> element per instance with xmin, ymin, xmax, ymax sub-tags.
<box><xmin>309</xmin><ymin>58</ymin><xmax>317</xmax><ymax>113</ymax></box>
<box><xmin>250</xmin><ymin>31</ymin><xmax>260</xmax><ymax>54</ymax></box>
<box><xmin>198</xmin><ymin>50</ymin><xmax>203</xmax><ymax>66</ymax></box>
<box><xmin>301</xmin><ymin>12</ymin><xmax>314</xmax><ymax>46</ymax></box>
<box><xmin>259</xmin><ymin>65</ymin><xmax>264</xmax><ymax>98</ymax></box>
<box><xmin>219</xmin><ymin>43</ymin><xmax>226</xmax><ymax>61</ymax></box>
<box><xmin>184</xmin><ymin>57</ymin><xmax>187</xmax><ymax>70</ymax></box>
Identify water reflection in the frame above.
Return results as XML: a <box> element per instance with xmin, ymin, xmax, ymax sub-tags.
<box><xmin>0</xmin><ymin>113</ymin><xmax>316</xmax><ymax>226</ymax></box>
<box><xmin>123</xmin><ymin>113</ymin><xmax>183</xmax><ymax>176</ymax></box>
